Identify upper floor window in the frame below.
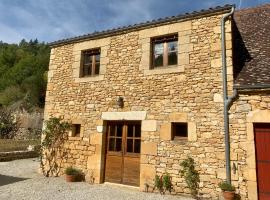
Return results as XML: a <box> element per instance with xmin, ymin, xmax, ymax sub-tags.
<box><xmin>81</xmin><ymin>49</ymin><xmax>100</xmax><ymax>77</ymax></box>
<box><xmin>151</xmin><ymin>34</ymin><xmax>178</xmax><ymax>68</ymax></box>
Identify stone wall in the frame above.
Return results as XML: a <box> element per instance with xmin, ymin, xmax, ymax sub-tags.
<box><xmin>0</xmin><ymin>150</ymin><xmax>39</xmax><ymax>162</ymax></box>
<box><xmin>44</xmin><ymin>13</ymin><xmax>236</xmax><ymax>199</ymax></box>
<box><xmin>15</xmin><ymin>111</ymin><xmax>43</xmax><ymax>140</ymax></box>
<box><xmin>230</xmin><ymin>92</ymin><xmax>270</xmax><ymax>200</ymax></box>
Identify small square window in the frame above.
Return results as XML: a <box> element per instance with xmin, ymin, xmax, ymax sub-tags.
<box><xmin>71</xmin><ymin>124</ymin><xmax>81</xmax><ymax>137</ymax></box>
<box><xmin>151</xmin><ymin>34</ymin><xmax>178</xmax><ymax>68</ymax></box>
<box><xmin>172</xmin><ymin>123</ymin><xmax>187</xmax><ymax>140</ymax></box>
<box><xmin>81</xmin><ymin>49</ymin><xmax>100</xmax><ymax>77</ymax></box>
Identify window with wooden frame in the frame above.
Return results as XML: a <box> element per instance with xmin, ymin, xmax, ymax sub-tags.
<box><xmin>71</xmin><ymin>124</ymin><xmax>81</xmax><ymax>137</ymax></box>
<box><xmin>81</xmin><ymin>48</ymin><xmax>100</xmax><ymax>77</ymax></box>
<box><xmin>171</xmin><ymin>122</ymin><xmax>188</xmax><ymax>140</ymax></box>
<box><xmin>151</xmin><ymin>34</ymin><xmax>178</xmax><ymax>68</ymax></box>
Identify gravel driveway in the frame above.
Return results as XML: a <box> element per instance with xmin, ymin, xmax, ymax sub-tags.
<box><xmin>0</xmin><ymin>158</ymin><xmax>193</xmax><ymax>200</ymax></box>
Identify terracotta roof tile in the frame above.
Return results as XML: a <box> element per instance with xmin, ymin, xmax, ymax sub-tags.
<box><xmin>233</xmin><ymin>4</ymin><xmax>270</xmax><ymax>88</ymax></box>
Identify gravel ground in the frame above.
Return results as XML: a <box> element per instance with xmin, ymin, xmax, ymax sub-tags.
<box><xmin>0</xmin><ymin>158</ymin><xmax>193</xmax><ymax>200</ymax></box>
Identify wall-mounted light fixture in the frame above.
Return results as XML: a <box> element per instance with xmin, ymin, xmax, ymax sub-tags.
<box><xmin>117</xmin><ymin>97</ymin><xmax>124</xmax><ymax>108</ymax></box>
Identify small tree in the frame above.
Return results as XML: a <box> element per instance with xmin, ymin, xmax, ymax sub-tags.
<box><xmin>180</xmin><ymin>157</ymin><xmax>200</xmax><ymax>198</ymax></box>
<box><xmin>40</xmin><ymin>117</ymin><xmax>70</xmax><ymax>177</ymax></box>
<box><xmin>0</xmin><ymin>108</ymin><xmax>19</xmax><ymax>139</ymax></box>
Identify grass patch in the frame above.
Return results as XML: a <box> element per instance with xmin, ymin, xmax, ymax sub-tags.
<box><xmin>0</xmin><ymin>139</ymin><xmax>40</xmax><ymax>152</ymax></box>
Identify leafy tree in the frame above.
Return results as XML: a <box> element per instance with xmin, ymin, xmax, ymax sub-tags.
<box><xmin>0</xmin><ymin>39</ymin><xmax>50</xmax><ymax>110</ymax></box>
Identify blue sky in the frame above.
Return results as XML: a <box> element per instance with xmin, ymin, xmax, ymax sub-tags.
<box><xmin>0</xmin><ymin>0</ymin><xmax>269</xmax><ymax>44</ymax></box>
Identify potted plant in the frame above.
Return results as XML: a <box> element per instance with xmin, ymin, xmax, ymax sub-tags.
<box><xmin>219</xmin><ymin>181</ymin><xmax>235</xmax><ymax>200</ymax></box>
<box><xmin>65</xmin><ymin>166</ymin><xmax>82</xmax><ymax>182</ymax></box>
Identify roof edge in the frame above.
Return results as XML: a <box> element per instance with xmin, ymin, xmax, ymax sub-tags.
<box><xmin>234</xmin><ymin>84</ymin><xmax>270</xmax><ymax>90</ymax></box>
<box><xmin>49</xmin><ymin>4</ymin><xmax>234</xmax><ymax>47</ymax></box>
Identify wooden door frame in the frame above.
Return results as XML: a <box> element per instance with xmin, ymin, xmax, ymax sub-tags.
<box><xmin>103</xmin><ymin>120</ymin><xmax>141</xmax><ymax>184</ymax></box>
<box><xmin>254</xmin><ymin>123</ymin><xmax>270</xmax><ymax>200</ymax></box>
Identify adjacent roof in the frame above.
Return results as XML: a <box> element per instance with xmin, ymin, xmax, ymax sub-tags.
<box><xmin>49</xmin><ymin>4</ymin><xmax>233</xmax><ymax>47</ymax></box>
<box><xmin>233</xmin><ymin>4</ymin><xmax>270</xmax><ymax>89</ymax></box>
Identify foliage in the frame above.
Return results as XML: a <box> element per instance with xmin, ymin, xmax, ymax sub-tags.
<box><xmin>153</xmin><ymin>173</ymin><xmax>173</xmax><ymax>194</ymax></box>
<box><xmin>0</xmin><ymin>39</ymin><xmax>50</xmax><ymax>110</ymax></box>
<box><xmin>40</xmin><ymin>117</ymin><xmax>71</xmax><ymax>177</ymax></box>
<box><xmin>219</xmin><ymin>181</ymin><xmax>235</xmax><ymax>192</ymax></box>
<box><xmin>180</xmin><ymin>157</ymin><xmax>200</xmax><ymax>197</ymax></box>
<box><xmin>65</xmin><ymin>166</ymin><xmax>82</xmax><ymax>176</ymax></box>
<box><xmin>154</xmin><ymin>175</ymin><xmax>163</xmax><ymax>193</ymax></box>
<box><xmin>162</xmin><ymin>173</ymin><xmax>172</xmax><ymax>193</ymax></box>
<box><xmin>0</xmin><ymin>108</ymin><xmax>19</xmax><ymax>139</ymax></box>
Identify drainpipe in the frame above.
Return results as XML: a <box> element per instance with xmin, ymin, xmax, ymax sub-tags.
<box><xmin>221</xmin><ymin>6</ymin><xmax>236</xmax><ymax>184</ymax></box>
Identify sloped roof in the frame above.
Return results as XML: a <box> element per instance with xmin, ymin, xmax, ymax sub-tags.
<box><xmin>233</xmin><ymin>4</ymin><xmax>270</xmax><ymax>89</ymax></box>
<box><xmin>49</xmin><ymin>5</ymin><xmax>233</xmax><ymax>47</ymax></box>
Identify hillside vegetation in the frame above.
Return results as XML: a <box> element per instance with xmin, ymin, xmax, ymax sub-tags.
<box><xmin>0</xmin><ymin>39</ymin><xmax>50</xmax><ymax>110</ymax></box>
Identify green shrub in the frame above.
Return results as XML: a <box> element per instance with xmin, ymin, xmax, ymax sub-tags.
<box><xmin>219</xmin><ymin>181</ymin><xmax>235</xmax><ymax>191</ymax></box>
<box><xmin>154</xmin><ymin>175</ymin><xmax>163</xmax><ymax>193</ymax></box>
<box><xmin>162</xmin><ymin>173</ymin><xmax>172</xmax><ymax>193</ymax></box>
<box><xmin>65</xmin><ymin>167</ymin><xmax>82</xmax><ymax>176</ymax></box>
<box><xmin>153</xmin><ymin>173</ymin><xmax>173</xmax><ymax>194</ymax></box>
<box><xmin>180</xmin><ymin>157</ymin><xmax>200</xmax><ymax>197</ymax></box>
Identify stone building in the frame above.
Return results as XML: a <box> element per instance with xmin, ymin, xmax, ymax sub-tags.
<box><xmin>44</xmin><ymin>4</ymin><xmax>270</xmax><ymax>199</ymax></box>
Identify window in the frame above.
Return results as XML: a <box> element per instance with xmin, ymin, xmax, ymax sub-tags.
<box><xmin>81</xmin><ymin>49</ymin><xmax>100</xmax><ymax>77</ymax></box>
<box><xmin>151</xmin><ymin>34</ymin><xmax>178</xmax><ymax>68</ymax></box>
<box><xmin>172</xmin><ymin>123</ymin><xmax>187</xmax><ymax>140</ymax></box>
<box><xmin>71</xmin><ymin>124</ymin><xmax>81</xmax><ymax>137</ymax></box>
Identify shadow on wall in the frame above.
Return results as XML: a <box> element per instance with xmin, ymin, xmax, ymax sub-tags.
<box><xmin>0</xmin><ymin>174</ymin><xmax>28</xmax><ymax>186</ymax></box>
<box><xmin>232</xmin><ymin>18</ymin><xmax>252</xmax><ymax>80</ymax></box>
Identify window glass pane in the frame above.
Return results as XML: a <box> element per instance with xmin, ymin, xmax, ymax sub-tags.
<box><xmin>83</xmin><ymin>65</ymin><xmax>90</xmax><ymax>76</ymax></box>
<box><xmin>154</xmin><ymin>43</ymin><xmax>163</xmax><ymax>55</ymax></box>
<box><xmin>95</xmin><ymin>63</ymin><xmax>100</xmax><ymax>75</ymax></box>
<box><xmin>84</xmin><ymin>54</ymin><xmax>91</xmax><ymax>64</ymax></box>
<box><xmin>127</xmin><ymin>139</ymin><xmax>133</xmax><ymax>153</ymax></box>
<box><xmin>116</xmin><ymin>138</ymin><xmax>122</xmax><ymax>151</ymax></box>
<box><xmin>154</xmin><ymin>54</ymin><xmax>163</xmax><ymax>67</ymax></box>
<box><xmin>153</xmin><ymin>42</ymin><xmax>164</xmax><ymax>67</ymax></box>
<box><xmin>127</xmin><ymin>125</ymin><xmax>134</xmax><ymax>138</ymax></box>
<box><xmin>134</xmin><ymin>139</ymin><xmax>140</xmax><ymax>153</ymax></box>
<box><xmin>135</xmin><ymin>125</ymin><xmax>141</xmax><ymax>138</ymax></box>
<box><xmin>95</xmin><ymin>54</ymin><xmax>100</xmax><ymax>62</ymax></box>
<box><xmin>109</xmin><ymin>125</ymin><xmax>115</xmax><ymax>136</ymax></box>
<box><xmin>168</xmin><ymin>52</ymin><xmax>177</xmax><ymax>65</ymax></box>
<box><xmin>116</xmin><ymin>125</ymin><xmax>122</xmax><ymax>137</ymax></box>
<box><xmin>168</xmin><ymin>41</ymin><xmax>177</xmax><ymax>52</ymax></box>
<box><xmin>109</xmin><ymin>138</ymin><xmax>115</xmax><ymax>151</ymax></box>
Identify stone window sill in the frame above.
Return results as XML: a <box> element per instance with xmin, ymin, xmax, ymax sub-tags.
<box><xmin>74</xmin><ymin>75</ymin><xmax>104</xmax><ymax>82</ymax></box>
<box><xmin>143</xmin><ymin>65</ymin><xmax>184</xmax><ymax>75</ymax></box>
<box><xmin>172</xmin><ymin>137</ymin><xmax>188</xmax><ymax>144</ymax></box>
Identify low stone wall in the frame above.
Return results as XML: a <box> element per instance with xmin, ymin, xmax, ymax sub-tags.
<box><xmin>15</xmin><ymin>111</ymin><xmax>43</xmax><ymax>140</ymax></box>
<box><xmin>0</xmin><ymin>150</ymin><xmax>39</xmax><ymax>162</ymax></box>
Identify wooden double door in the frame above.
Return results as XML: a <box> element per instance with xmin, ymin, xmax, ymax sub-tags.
<box><xmin>104</xmin><ymin>121</ymin><xmax>141</xmax><ymax>186</ymax></box>
<box><xmin>254</xmin><ymin>123</ymin><xmax>270</xmax><ymax>200</ymax></box>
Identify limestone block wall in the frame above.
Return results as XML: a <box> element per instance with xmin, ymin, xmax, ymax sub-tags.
<box><xmin>44</xmin><ymin>13</ymin><xmax>235</xmax><ymax>199</ymax></box>
<box><xmin>230</xmin><ymin>93</ymin><xmax>270</xmax><ymax>200</ymax></box>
